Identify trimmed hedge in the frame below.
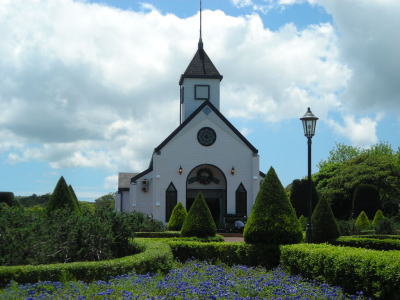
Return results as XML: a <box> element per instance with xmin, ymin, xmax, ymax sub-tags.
<box><xmin>281</xmin><ymin>243</ymin><xmax>400</xmax><ymax>299</ymax></box>
<box><xmin>134</xmin><ymin>231</ymin><xmax>181</xmax><ymax>238</ymax></box>
<box><xmin>0</xmin><ymin>240</ymin><xmax>173</xmax><ymax>287</ymax></box>
<box><xmin>331</xmin><ymin>236</ymin><xmax>400</xmax><ymax>250</ymax></box>
<box><xmin>353</xmin><ymin>234</ymin><xmax>400</xmax><ymax>240</ymax></box>
<box><xmin>166</xmin><ymin>241</ymin><xmax>280</xmax><ymax>269</ymax></box>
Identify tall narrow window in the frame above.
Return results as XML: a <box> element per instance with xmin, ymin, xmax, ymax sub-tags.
<box><xmin>236</xmin><ymin>183</ymin><xmax>247</xmax><ymax>216</ymax></box>
<box><xmin>165</xmin><ymin>183</ymin><xmax>177</xmax><ymax>222</ymax></box>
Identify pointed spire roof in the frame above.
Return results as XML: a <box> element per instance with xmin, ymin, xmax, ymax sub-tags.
<box><xmin>179</xmin><ymin>1</ymin><xmax>223</xmax><ymax>85</ymax></box>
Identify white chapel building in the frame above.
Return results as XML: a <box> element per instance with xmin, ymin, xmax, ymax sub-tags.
<box><xmin>116</xmin><ymin>34</ymin><xmax>264</xmax><ymax>228</ymax></box>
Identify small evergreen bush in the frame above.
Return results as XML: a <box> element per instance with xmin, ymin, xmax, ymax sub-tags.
<box><xmin>244</xmin><ymin>167</ymin><xmax>302</xmax><ymax>244</ymax></box>
<box><xmin>181</xmin><ymin>192</ymin><xmax>216</xmax><ymax>237</ymax></box>
<box><xmin>298</xmin><ymin>215</ymin><xmax>307</xmax><ymax>231</ymax></box>
<box><xmin>311</xmin><ymin>197</ymin><xmax>340</xmax><ymax>242</ymax></box>
<box><xmin>355</xmin><ymin>211</ymin><xmax>371</xmax><ymax>232</ymax></box>
<box><xmin>336</xmin><ymin>219</ymin><xmax>357</xmax><ymax>236</ymax></box>
<box><xmin>372</xmin><ymin>209</ymin><xmax>385</xmax><ymax>227</ymax></box>
<box><xmin>167</xmin><ymin>203</ymin><xmax>187</xmax><ymax>231</ymax></box>
<box><xmin>46</xmin><ymin>177</ymin><xmax>80</xmax><ymax>213</ymax></box>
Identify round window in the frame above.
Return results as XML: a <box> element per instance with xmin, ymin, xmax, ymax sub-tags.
<box><xmin>197</xmin><ymin>127</ymin><xmax>216</xmax><ymax>146</ymax></box>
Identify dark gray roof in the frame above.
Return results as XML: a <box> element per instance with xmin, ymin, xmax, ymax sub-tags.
<box><xmin>118</xmin><ymin>172</ymin><xmax>137</xmax><ymax>189</ymax></box>
<box><xmin>179</xmin><ymin>43</ymin><xmax>223</xmax><ymax>85</ymax></box>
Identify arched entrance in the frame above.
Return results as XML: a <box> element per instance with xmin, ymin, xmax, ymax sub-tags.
<box><xmin>186</xmin><ymin>164</ymin><xmax>227</xmax><ymax>228</ymax></box>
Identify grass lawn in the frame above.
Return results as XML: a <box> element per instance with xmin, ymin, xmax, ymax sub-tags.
<box><xmin>0</xmin><ymin>260</ymin><xmax>366</xmax><ymax>299</ymax></box>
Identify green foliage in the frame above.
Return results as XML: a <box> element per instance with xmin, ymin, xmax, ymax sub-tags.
<box><xmin>0</xmin><ymin>192</ymin><xmax>16</xmax><ymax>206</ymax></box>
<box><xmin>281</xmin><ymin>243</ymin><xmax>400</xmax><ymax>298</ymax></box>
<box><xmin>46</xmin><ymin>177</ymin><xmax>80</xmax><ymax>214</ymax></box>
<box><xmin>135</xmin><ymin>231</ymin><xmax>182</xmax><ymax>238</ymax></box>
<box><xmin>0</xmin><ymin>205</ymin><xmax>163</xmax><ymax>266</ymax></box>
<box><xmin>311</xmin><ymin>197</ymin><xmax>340</xmax><ymax>242</ymax></box>
<box><xmin>289</xmin><ymin>179</ymin><xmax>318</xmax><ymax>217</ymax></box>
<box><xmin>16</xmin><ymin>194</ymin><xmax>50</xmax><ymax>207</ymax></box>
<box><xmin>167</xmin><ymin>240</ymin><xmax>280</xmax><ymax>269</ymax></box>
<box><xmin>352</xmin><ymin>184</ymin><xmax>381</xmax><ymax>219</ymax></box>
<box><xmin>95</xmin><ymin>193</ymin><xmax>115</xmax><ymax>211</ymax></box>
<box><xmin>372</xmin><ymin>209</ymin><xmax>385</xmax><ymax>227</ymax></box>
<box><xmin>244</xmin><ymin>167</ymin><xmax>302</xmax><ymax>244</ymax></box>
<box><xmin>314</xmin><ymin>142</ymin><xmax>400</xmax><ymax>219</ymax></box>
<box><xmin>181</xmin><ymin>192</ymin><xmax>216</xmax><ymax>237</ymax></box>
<box><xmin>336</xmin><ymin>219</ymin><xmax>357</xmax><ymax>236</ymax></box>
<box><xmin>0</xmin><ymin>240</ymin><xmax>173</xmax><ymax>287</ymax></box>
<box><xmin>167</xmin><ymin>202</ymin><xmax>187</xmax><ymax>231</ymax></box>
<box><xmin>352</xmin><ymin>234</ymin><xmax>400</xmax><ymax>240</ymax></box>
<box><xmin>376</xmin><ymin>217</ymin><xmax>395</xmax><ymax>234</ymax></box>
<box><xmin>298</xmin><ymin>215</ymin><xmax>307</xmax><ymax>231</ymax></box>
<box><xmin>332</xmin><ymin>236</ymin><xmax>400</xmax><ymax>250</ymax></box>
<box><xmin>355</xmin><ymin>211</ymin><xmax>371</xmax><ymax>231</ymax></box>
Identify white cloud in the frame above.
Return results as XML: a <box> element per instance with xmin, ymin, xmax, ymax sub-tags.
<box><xmin>104</xmin><ymin>175</ymin><xmax>118</xmax><ymax>190</ymax></box>
<box><xmin>327</xmin><ymin>115</ymin><xmax>379</xmax><ymax>147</ymax></box>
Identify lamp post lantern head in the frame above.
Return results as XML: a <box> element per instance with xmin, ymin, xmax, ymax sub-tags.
<box><xmin>300</xmin><ymin>107</ymin><xmax>318</xmax><ymax>138</ymax></box>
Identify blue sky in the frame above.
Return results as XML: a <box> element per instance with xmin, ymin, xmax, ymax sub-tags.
<box><xmin>0</xmin><ymin>0</ymin><xmax>399</xmax><ymax>201</ymax></box>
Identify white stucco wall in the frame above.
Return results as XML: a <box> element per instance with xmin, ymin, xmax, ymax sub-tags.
<box><xmin>181</xmin><ymin>78</ymin><xmax>220</xmax><ymax>121</ymax></box>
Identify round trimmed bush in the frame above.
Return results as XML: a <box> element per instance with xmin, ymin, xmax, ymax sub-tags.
<box><xmin>181</xmin><ymin>192</ymin><xmax>216</xmax><ymax>237</ymax></box>
<box><xmin>311</xmin><ymin>197</ymin><xmax>340</xmax><ymax>242</ymax></box>
<box><xmin>168</xmin><ymin>203</ymin><xmax>187</xmax><ymax>231</ymax></box>
<box><xmin>244</xmin><ymin>167</ymin><xmax>302</xmax><ymax>244</ymax></box>
<box><xmin>355</xmin><ymin>210</ymin><xmax>371</xmax><ymax>232</ymax></box>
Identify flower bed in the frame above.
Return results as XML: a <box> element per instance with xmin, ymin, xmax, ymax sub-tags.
<box><xmin>0</xmin><ymin>260</ymin><xmax>366</xmax><ymax>299</ymax></box>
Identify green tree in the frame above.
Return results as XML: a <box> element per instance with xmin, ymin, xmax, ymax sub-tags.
<box><xmin>314</xmin><ymin>143</ymin><xmax>400</xmax><ymax>219</ymax></box>
<box><xmin>372</xmin><ymin>209</ymin><xmax>385</xmax><ymax>227</ymax></box>
<box><xmin>311</xmin><ymin>197</ymin><xmax>340</xmax><ymax>242</ymax></box>
<box><xmin>355</xmin><ymin>211</ymin><xmax>371</xmax><ymax>231</ymax></box>
<box><xmin>289</xmin><ymin>179</ymin><xmax>318</xmax><ymax>217</ymax></box>
<box><xmin>352</xmin><ymin>184</ymin><xmax>381</xmax><ymax>219</ymax></box>
<box><xmin>46</xmin><ymin>176</ymin><xmax>80</xmax><ymax>214</ymax></box>
<box><xmin>244</xmin><ymin>167</ymin><xmax>302</xmax><ymax>244</ymax></box>
<box><xmin>69</xmin><ymin>185</ymin><xmax>81</xmax><ymax>212</ymax></box>
<box><xmin>181</xmin><ymin>192</ymin><xmax>216</xmax><ymax>237</ymax></box>
<box><xmin>0</xmin><ymin>192</ymin><xmax>16</xmax><ymax>206</ymax></box>
<box><xmin>95</xmin><ymin>193</ymin><xmax>115</xmax><ymax>211</ymax></box>
<box><xmin>167</xmin><ymin>202</ymin><xmax>187</xmax><ymax>231</ymax></box>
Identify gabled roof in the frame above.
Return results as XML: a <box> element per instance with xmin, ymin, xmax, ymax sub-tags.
<box><xmin>155</xmin><ymin>101</ymin><xmax>258</xmax><ymax>154</ymax></box>
<box><xmin>179</xmin><ymin>45</ymin><xmax>223</xmax><ymax>85</ymax></box>
<box><xmin>130</xmin><ymin>158</ymin><xmax>153</xmax><ymax>183</ymax></box>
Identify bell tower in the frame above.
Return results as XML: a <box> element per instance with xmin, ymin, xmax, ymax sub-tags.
<box><xmin>179</xmin><ymin>0</ymin><xmax>223</xmax><ymax>123</ymax></box>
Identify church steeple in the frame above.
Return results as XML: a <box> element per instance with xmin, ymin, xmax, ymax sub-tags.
<box><xmin>179</xmin><ymin>1</ymin><xmax>223</xmax><ymax>123</ymax></box>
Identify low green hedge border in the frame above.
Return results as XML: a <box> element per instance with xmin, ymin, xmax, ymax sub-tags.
<box><xmin>134</xmin><ymin>231</ymin><xmax>181</xmax><ymax>238</ymax></box>
<box><xmin>281</xmin><ymin>243</ymin><xmax>400</xmax><ymax>299</ymax></box>
<box><xmin>166</xmin><ymin>240</ymin><xmax>280</xmax><ymax>269</ymax></box>
<box><xmin>0</xmin><ymin>240</ymin><xmax>173</xmax><ymax>287</ymax></box>
<box><xmin>331</xmin><ymin>236</ymin><xmax>400</xmax><ymax>250</ymax></box>
<box><xmin>352</xmin><ymin>234</ymin><xmax>400</xmax><ymax>240</ymax></box>
<box><xmin>134</xmin><ymin>234</ymin><xmax>224</xmax><ymax>242</ymax></box>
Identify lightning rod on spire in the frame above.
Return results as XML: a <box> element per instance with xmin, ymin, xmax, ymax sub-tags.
<box><xmin>198</xmin><ymin>0</ymin><xmax>203</xmax><ymax>49</ymax></box>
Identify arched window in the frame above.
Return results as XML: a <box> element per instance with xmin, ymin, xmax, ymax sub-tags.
<box><xmin>165</xmin><ymin>183</ymin><xmax>177</xmax><ymax>222</ymax></box>
<box><xmin>236</xmin><ymin>183</ymin><xmax>247</xmax><ymax>216</ymax></box>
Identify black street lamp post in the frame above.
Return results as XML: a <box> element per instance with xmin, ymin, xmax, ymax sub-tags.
<box><xmin>300</xmin><ymin>107</ymin><xmax>318</xmax><ymax>243</ymax></box>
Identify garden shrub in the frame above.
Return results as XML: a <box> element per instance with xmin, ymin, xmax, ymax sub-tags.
<box><xmin>372</xmin><ymin>209</ymin><xmax>385</xmax><ymax>227</ymax></box>
<box><xmin>352</xmin><ymin>184</ymin><xmax>381</xmax><ymax>219</ymax></box>
<box><xmin>376</xmin><ymin>217</ymin><xmax>395</xmax><ymax>234</ymax></box>
<box><xmin>46</xmin><ymin>177</ymin><xmax>80</xmax><ymax>214</ymax></box>
<box><xmin>0</xmin><ymin>240</ymin><xmax>173</xmax><ymax>287</ymax></box>
<box><xmin>135</xmin><ymin>231</ymin><xmax>182</xmax><ymax>238</ymax></box>
<box><xmin>331</xmin><ymin>236</ymin><xmax>400</xmax><ymax>250</ymax></box>
<box><xmin>311</xmin><ymin>197</ymin><xmax>339</xmax><ymax>242</ymax></box>
<box><xmin>181</xmin><ymin>192</ymin><xmax>216</xmax><ymax>237</ymax></box>
<box><xmin>336</xmin><ymin>219</ymin><xmax>357</xmax><ymax>236</ymax></box>
<box><xmin>167</xmin><ymin>203</ymin><xmax>187</xmax><ymax>231</ymax></box>
<box><xmin>353</xmin><ymin>234</ymin><xmax>400</xmax><ymax>240</ymax></box>
<box><xmin>298</xmin><ymin>215</ymin><xmax>307</xmax><ymax>231</ymax></box>
<box><xmin>355</xmin><ymin>210</ymin><xmax>370</xmax><ymax>231</ymax></box>
<box><xmin>167</xmin><ymin>240</ymin><xmax>280</xmax><ymax>269</ymax></box>
<box><xmin>289</xmin><ymin>179</ymin><xmax>318</xmax><ymax>217</ymax></box>
<box><xmin>244</xmin><ymin>167</ymin><xmax>302</xmax><ymax>244</ymax></box>
<box><xmin>281</xmin><ymin>243</ymin><xmax>400</xmax><ymax>299</ymax></box>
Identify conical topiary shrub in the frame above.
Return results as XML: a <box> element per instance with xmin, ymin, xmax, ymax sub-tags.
<box><xmin>311</xmin><ymin>197</ymin><xmax>340</xmax><ymax>242</ymax></box>
<box><xmin>298</xmin><ymin>215</ymin><xmax>307</xmax><ymax>231</ymax></box>
<box><xmin>355</xmin><ymin>210</ymin><xmax>370</xmax><ymax>232</ymax></box>
<box><xmin>244</xmin><ymin>167</ymin><xmax>302</xmax><ymax>244</ymax></box>
<box><xmin>372</xmin><ymin>209</ymin><xmax>385</xmax><ymax>227</ymax></box>
<box><xmin>46</xmin><ymin>176</ymin><xmax>80</xmax><ymax>214</ymax></box>
<box><xmin>168</xmin><ymin>202</ymin><xmax>187</xmax><ymax>231</ymax></box>
<box><xmin>69</xmin><ymin>184</ymin><xmax>81</xmax><ymax>212</ymax></box>
<box><xmin>181</xmin><ymin>192</ymin><xmax>216</xmax><ymax>237</ymax></box>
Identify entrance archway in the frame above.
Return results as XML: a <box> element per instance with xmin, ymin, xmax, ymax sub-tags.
<box><xmin>186</xmin><ymin>164</ymin><xmax>227</xmax><ymax>228</ymax></box>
